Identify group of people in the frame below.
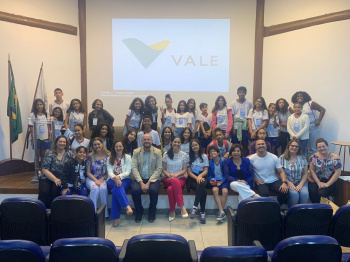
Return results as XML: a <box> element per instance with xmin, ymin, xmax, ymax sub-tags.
<box><xmin>31</xmin><ymin>86</ymin><xmax>342</xmax><ymax>227</ymax></box>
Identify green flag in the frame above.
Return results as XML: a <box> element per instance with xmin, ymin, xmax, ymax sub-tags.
<box><xmin>7</xmin><ymin>63</ymin><xmax>22</xmax><ymax>143</ymax></box>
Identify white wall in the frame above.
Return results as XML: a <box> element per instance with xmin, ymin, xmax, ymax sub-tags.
<box><xmin>263</xmin><ymin>0</ymin><xmax>350</xmax><ymax>170</ymax></box>
<box><xmin>0</xmin><ymin>0</ymin><xmax>81</xmax><ymax>162</ymax></box>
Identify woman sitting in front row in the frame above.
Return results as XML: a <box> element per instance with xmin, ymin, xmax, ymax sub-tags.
<box><xmin>279</xmin><ymin>139</ymin><xmax>309</xmax><ymax>208</ymax></box>
<box><xmin>107</xmin><ymin>140</ymin><xmax>133</xmax><ymax>227</ymax></box>
<box><xmin>224</xmin><ymin>144</ymin><xmax>258</xmax><ymax>203</ymax></box>
<box><xmin>308</xmin><ymin>138</ymin><xmax>342</xmax><ymax>203</ymax></box>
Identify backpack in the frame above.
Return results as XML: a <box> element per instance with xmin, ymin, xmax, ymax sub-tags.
<box><xmin>207</xmin><ymin>139</ymin><xmax>229</xmax><ymax>159</ymax></box>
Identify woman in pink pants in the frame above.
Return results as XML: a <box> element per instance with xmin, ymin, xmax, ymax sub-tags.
<box><xmin>162</xmin><ymin>137</ymin><xmax>189</xmax><ymax>222</ymax></box>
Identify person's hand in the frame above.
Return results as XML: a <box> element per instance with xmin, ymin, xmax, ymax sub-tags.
<box><xmin>116</xmin><ymin>179</ymin><xmax>122</xmax><ymax>187</ymax></box>
<box><xmin>292</xmin><ymin>136</ymin><xmax>297</xmax><ymax>140</ymax></box>
<box><xmin>160</xmin><ymin>106</ymin><xmax>164</xmax><ymax>114</ymax></box>
<box><xmin>256</xmin><ymin>179</ymin><xmax>265</xmax><ymax>185</ymax></box>
<box><xmin>196</xmin><ymin>176</ymin><xmax>205</xmax><ymax>184</ymax></box>
<box><xmin>168</xmin><ymin>173</ymin><xmax>175</xmax><ymax>180</ymax></box>
<box><xmin>279</xmin><ymin>183</ymin><xmax>288</xmax><ymax>193</ymax></box>
<box><xmin>251</xmin><ymin>131</ymin><xmax>256</xmax><ymax>139</ymax></box>
<box><xmin>217</xmin><ymin>181</ymin><xmax>223</xmax><ymax>186</ymax></box>
<box><xmin>204</xmin><ymin>133</ymin><xmax>208</xmax><ymax>139</ymax></box>
<box><xmin>294</xmin><ymin>184</ymin><xmax>303</xmax><ymax>192</ymax></box>
<box><xmin>112</xmin><ymin>175</ymin><xmax>120</xmax><ymax>182</ymax></box>
<box><xmin>95</xmin><ymin>179</ymin><xmax>101</xmax><ymax>186</ymax></box>
<box><xmin>62</xmin><ymin>188</ymin><xmax>69</xmax><ymax>195</ymax></box>
<box><xmin>318</xmin><ymin>182</ymin><xmax>328</xmax><ymax>188</ymax></box>
<box><xmin>288</xmin><ymin>181</ymin><xmax>296</xmax><ymax>190</ymax></box>
<box><xmin>315</xmin><ymin>120</ymin><xmax>321</xmax><ymax>126</ymax></box>
<box><xmin>282</xmin><ymin>123</ymin><xmax>287</xmax><ymax>127</ymax></box>
<box><xmin>237</xmin><ymin>180</ymin><xmax>248</xmax><ymax>185</ymax></box>
<box><xmin>54</xmin><ymin>178</ymin><xmax>61</xmax><ymax>187</ymax></box>
<box><xmin>224</xmin><ymin>134</ymin><xmax>229</xmax><ymax>139</ymax></box>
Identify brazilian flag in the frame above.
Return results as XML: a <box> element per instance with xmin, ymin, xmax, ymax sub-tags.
<box><xmin>7</xmin><ymin>63</ymin><xmax>22</xmax><ymax>143</ymax></box>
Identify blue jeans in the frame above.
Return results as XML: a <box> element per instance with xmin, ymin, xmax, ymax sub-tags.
<box><xmin>288</xmin><ymin>183</ymin><xmax>309</xmax><ymax>208</ymax></box>
<box><xmin>299</xmin><ymin>139</ymin><xmax>309</xmax><ymax>159</ymax></box>
<box><xmin>307</xmin><ymin>123</ymin><xmax>319</xmax><ymax>160</ymax></box>
<box><xmin>107</xmin><ymin>178</ymin><xmax>131</xmax><ymax>219</ymax></box>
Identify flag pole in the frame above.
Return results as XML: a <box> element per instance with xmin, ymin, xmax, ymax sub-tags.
<box><xmin>8</xmin><ymin>54</ymin><xmax>13</xmax><ymax>160</ymax></box>
<box><xmin>21</xmin><ymin>62</ymin><xmax>44</xmax><ymax>160</ymax></box>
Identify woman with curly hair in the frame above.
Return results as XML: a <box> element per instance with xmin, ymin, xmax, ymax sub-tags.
<box><xmin>90</xmin><ymin>123</ymin><xmax>114</xmax><ymax>151</ymax></box>
<box><xmin>291</xmin><ymin>91</ymin><xmax>326</xmax><ymax>157</ymax></box>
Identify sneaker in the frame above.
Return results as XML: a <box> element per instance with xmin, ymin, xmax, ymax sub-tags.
<box><xmin>199</xmin><ymin>212</ymin><xmax>206</xmax><ymax>224</ymax></box>
<box><xmin>216</xmin><ymin>211</ymin><xmax>226</xmax><ymax>223</ymax></box>
<box><xmin>190</xmin><ymin>208</ymin><xmax>197</xmax><ymax>219</ymax></box>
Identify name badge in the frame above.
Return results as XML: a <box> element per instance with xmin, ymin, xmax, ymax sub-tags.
<box><xmin>179</xmin><ymin>118</ymin><xmax>184</xmax><ymax>125</ymax></box>
<box><xmin>39</xmin><ymin>124</ymin><xmax>45</xmax><ymax>133</ymax></box>
<box><xmin>79</xmin><ymin>171</ymin><xmax>85</xmax><ymax>179</ymax></box>
<box><xmin>55</xmin><ymin>130</ymin><xmax>61</xmax><ymax>137</ymax></box>
<box><xmin>240</xmin><ymin>108</ymin><xmax>246</xmax><ymax>116</ymax></box>
<box><xmin>256</xmin><ymin>119</ymin><xmax>262</xmax><ymax>127</ymax></box>
<box><xmin>166</xmin><ymin>116</ymin><xmax>171</xmax><ymax>123</ymax></box>
<box><xmin>193</xmin><ymin>165</ymin><xmax>201</xmax><ymax>174</ymax></box>
<box><xmin>93</xmin><ymin>118</ymin><xmax>98</xmax><ymax>126</ymax></box>
<box><xmin>294</xmin><ymin>122</ymin><xmax>299</xmax><ymax>131</ymax></box>
<box><xmin>135</xmin><ymin>122</ymin><xmax>139</xmax><ymax>128</ymax></box>
<box><xmin>217</xmin><ymin>115</ymin><xmax>223</xmax><ymax>122</ymax></box>
<box><xmin>152</xmin><ymin>114</ymin><xmax>157</xmax><ymax>123</ymax></box>
<box><xmin>268</xmin><ymin>123</ymin><xmax>274</xmax><ymax>131</ymax></box>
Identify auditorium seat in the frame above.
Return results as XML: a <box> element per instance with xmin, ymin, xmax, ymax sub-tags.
<box><xmin>119</xmin><ymin>233</ymin><xmax>198</xmax><ymax>262</ymax></box>
<box><xmin>49</xmin><ymin>195</ymin><xmax>105</xmax><ymax>244</ymax></box>
<box><xmin>227</xmin><ymin>197</ymin><xmax>282</xmax><ymax>250</ymax></box>
<box><xmin>199</xmin><ymin>246</ymin><xmax>267</xmax><ymax>262</ymax></box>
<box><xmin>283</xmin><ymin>203</ymin><xmax>333</xmax><ymax>238</ymax></box>
<box><xmin>271</xmin><ymin>235</ymin><xmax>342</xmax><ymax>262</ymax></box>
<box><xmin>49</xmin><ymin>237</ymin><xmax>118</xmax><ymax>262</ymax></box>
<box><xmin>0</xmin><ymin>239</ymin><xmax>45</xmax><ymax>262</ymax></box>
<box><xmin>332</xmin><ymin>204</ymin><xmax>350</xmax><ymax>247</ymax></box>
<box><xmin>0</xmin><ymin>197</ymin><xmax>48</xmax><ymax>245</ymax></box>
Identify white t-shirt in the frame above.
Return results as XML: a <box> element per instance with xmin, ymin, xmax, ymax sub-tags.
<box><xmin>52</xmin><ymin>118</ymin><xmax>64</xmax><ymax>137</ymax></box>
<box><xmin>188</xmin><ymin>154</ymin><xmax>209</xmax><ymax>174</ymax></box>
<box><xmin>215</xmin><ymin>107</ymin><xmax>230</xmax><ymax>131</ymax></box>
<box><xmin>163</xmin><ymin>151</ymin><xmax>188</xmax><ymax>178</ymax></box>
<box><xmin>250</xmin><ymin>152</ymin><xmax>281</xmax><ymax>183</ymax></box>
<box><xmin>247</xmin><ymin>109</ymin><xmax>269</xmax><ymax>132</ymax></box>
<box><xmin>28</xmin><ymin>113</ymin><xmax>49</xmax><ymax>140</ymax></box>
<box><xmin>181</xmin><ymin>142</ymin><xmax>190</xmax><ymax>156</ymax></box>
<box><xmin>70</xmin><ymin>137</ymin><xmax>90</xmax><ymax>153</ymax></box>
<box><xmin>68</xmin><ymin>111</ymin><xmax>85</xmax><ymax>133</ymax></box>
<box><xmin>173</xmin><ymin>112</ymin><xmax>191</xmax><ymax>128</ymax></box>
<box><xmin>197</xmin><ymin>113</ymin><xmax>212</xmax><ymax>137</ymax></box>
<box><xmin>49</xmin><ymin>100</ymin><xmax>70</xmax><ymax>119</ymax></box>
<box><xmin>160</xmin><ymin>108</ymin><xmax>176</xmax><ymax>133</ymax></box>
<box><xmin>266</xmin><ymin>116</ymin><xmax>280</xmax><ymax>138</ymax></box>
<box><xmin>137</xmin><ymin>130</ymin><xmax>161</xmax><ymax>148</ymax></box>
<box><xmin>188</xmin><ymin>112</ymin><xmax>197</xmax><ymax>132</ymax></box>
<box><xmin>231</xmin><ymin>100</ymin><xmax>253</xmax><ymax>130</ymax></box>
<box><xmin>302</xmin><ymin>101</ymin><xmax>317</xmax><ymax>123</ymax></box>
<box><xmin>208</xmin><ymin>140</ymin><xmax>231</xmax><ymax>158</ymax></box>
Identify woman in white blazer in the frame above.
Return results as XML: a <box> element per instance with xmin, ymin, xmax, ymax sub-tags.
<box><xmin>107</xmin><ymin>140</ymin><xmax>133</xmax><ymax>227</ymax></box>
<box><xmin>287</xmin><ymin>102</ymin><xmax>310</xmax><ymax>157</ymax></box>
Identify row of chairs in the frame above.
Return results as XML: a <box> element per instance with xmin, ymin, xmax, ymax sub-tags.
<box><xmin>0</xmin><ymin>234</ymin><xmax>346</xmax><ymax>262</ymax></box>
<box><xmin>0</xmin><ymin>196</ymin><xmax>105</xmax><ymax>245</ymax></box>
<box><xmin>228</xmin><ymin>197</ymin><xmax>350</xmax><ymax>250</ymax></box>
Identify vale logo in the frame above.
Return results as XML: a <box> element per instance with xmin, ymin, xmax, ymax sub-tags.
<box><xmin>123</xmin><ymin>38</ymin><xmax>170</xmax><ymax>69</ymax></box>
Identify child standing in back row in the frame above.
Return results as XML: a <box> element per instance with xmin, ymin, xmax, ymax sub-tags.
<box><xmin>266</xmin><ymin>103</ymin><xmax>279</xmax><ymax>155</ymax></box>
<box><xmin>197</xmin><ymin>103</ymin><xmax>212</xmax><ymax>153</ymax></box>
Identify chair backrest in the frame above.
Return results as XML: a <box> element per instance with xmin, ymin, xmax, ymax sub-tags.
<box><xmin>0</xmin><ymin>240</ymin><xmax>45</xmax><ymax>262</ymax></box>
<box><xmin>284</xmin><ymin>203</ymin><xmax>333</xmax><ymax>238</ymax></box>
<box><xmin>49</xmin><ymin>195</ymin><xmax>96</xmax><ymax>243</ymax></box>
<box><xmin>200</xmin><ymin>246</ymin><xmax>267</xmax><ymax>262</ymax></box>
<box><xmin>332</xmin><ymin>204</ymin><xmax>350</xmax><ymax>247</ymax></box>
<box><xmin>272</xmin><ymin>235</ymin><xmax>342</xmax><ymax>262</ymax></box>
<box><xmin>236</xmin><ymin>197</ymin><xmax>281</xmax><ymax>250</ymax></box>
<box><xmin>49</xmin><ymin>237</ymin><xmax>118</xmax><ymax>262</ymax></box>
<box><xmin>0</xmin><ymin>198</ymin><xmax>48</xmax><ymax>245</ymax></box>
<box><xmin>124</xmin><ymin>234</ymin><xmax>192</xmax><ymax>262</ymax></box>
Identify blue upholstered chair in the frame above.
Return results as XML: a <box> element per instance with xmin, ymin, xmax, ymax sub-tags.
<box><xmin>119</xmin><ymin>233</ymin><xmax>198</xmax><ymax>262</ymax></box>
<box><xmin>49</xmin><ymin>237</ymin><xmax>118</xmax><ymax>262</ymax></box>
<box><xmin>199</xmin><ymin>246</ymin><xmax>267</xmax><ymax>262</ymax></box>
<box><xmin>272</xmin><ymin>235</ymin><xmax>342</xmax><ymax>262</ymax></box>
<box><xmin>332</xmin><ymin>204</ymin><xmax>350</xmax><ymax>247</ymax></box>
<box><xmin>0</xmin><ymin>240</ymin><xmax>45</xmax><ymax>262</ymax></box>
<box><xmin>227</xmin><ymin>197</ymin><xmax>282</xmax><ymax>250</ymax></box>
<box><xmin>283</xmin><ymin>203</ymin><xmax>333</xmax><ymax>238</ymax></box>
<box><xmin>49</xmin><ymin>195</ymin><xmax>105</xmax><ymax>244</ymax></box>
<box><xmin>0</xmin><ymin>198</ymin><xmax>48</xmax><ymax>245</ymax></box>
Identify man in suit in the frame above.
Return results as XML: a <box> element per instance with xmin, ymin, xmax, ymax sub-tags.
<box><xmin>131</xmin><ymin>134</ymin><xmax>162</xmax><ymax>223</ymax></box>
